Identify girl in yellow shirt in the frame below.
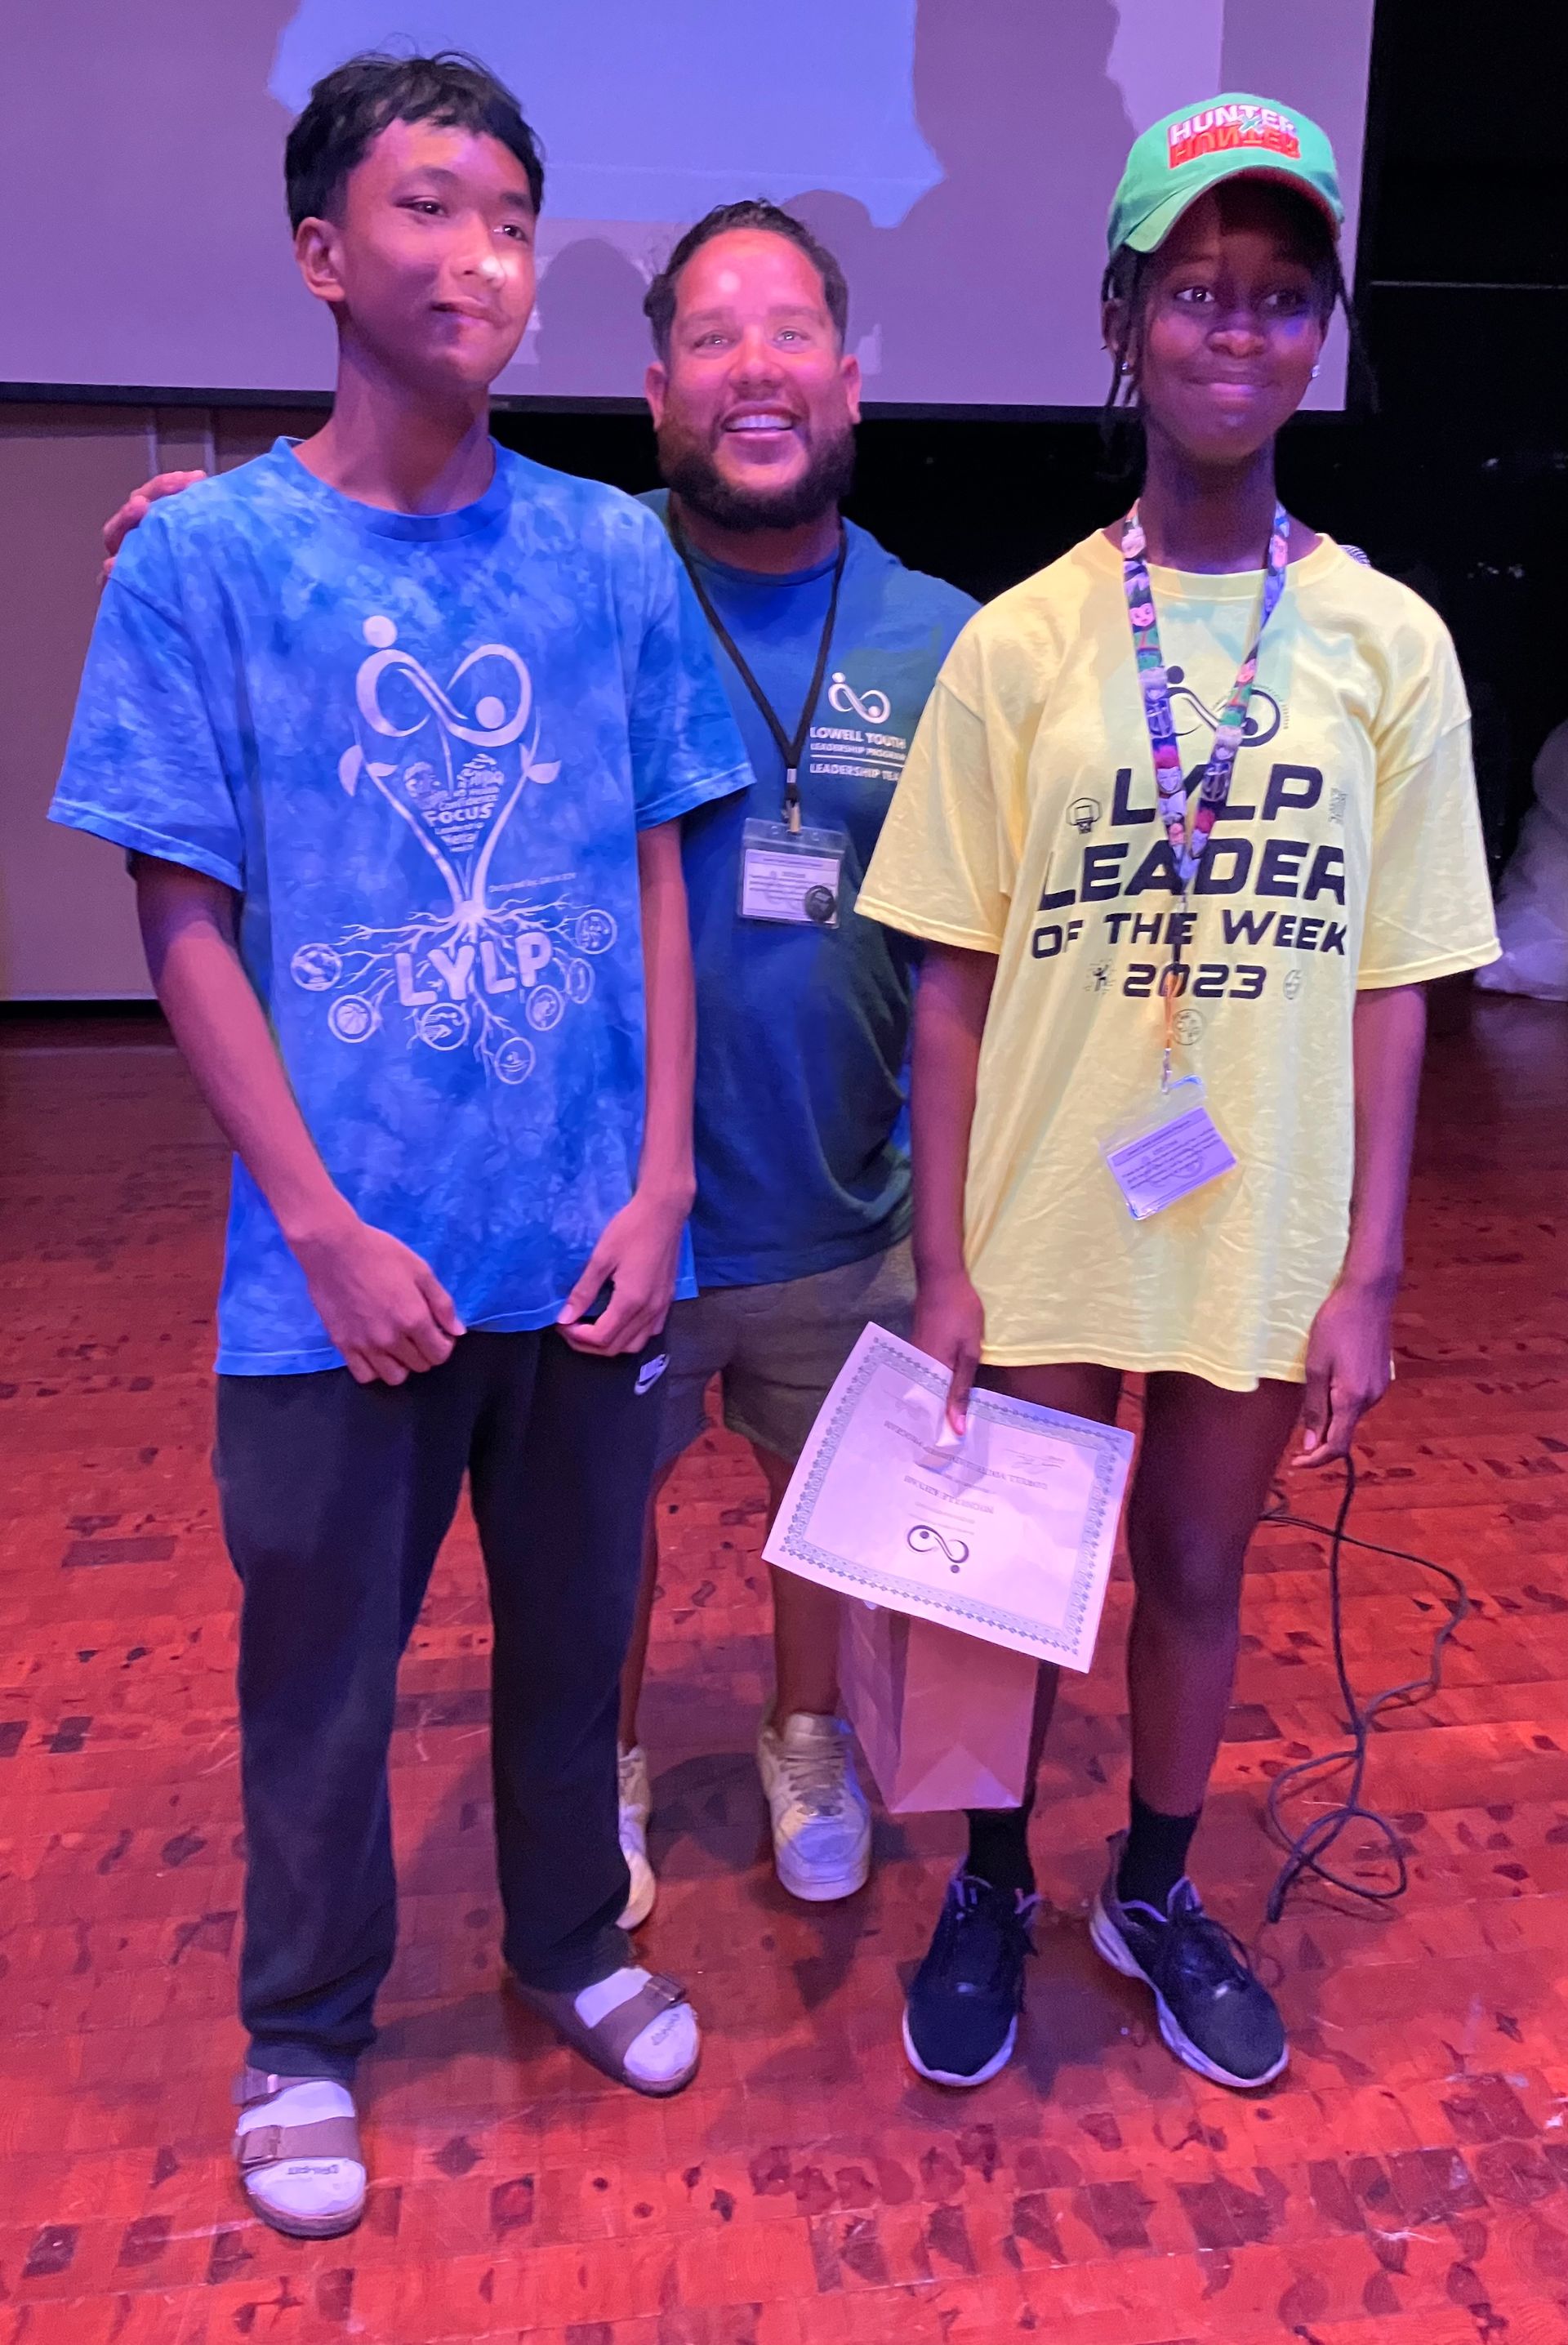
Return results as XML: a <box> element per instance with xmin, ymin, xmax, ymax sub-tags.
<box><xmin>859</xmin><ymin>96</ymin><xmax>1497</xmax><ymax>2093</ymax></box>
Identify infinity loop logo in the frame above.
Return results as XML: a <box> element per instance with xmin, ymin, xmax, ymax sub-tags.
<box><xmin>828</xmin><ymin>671</ymin><xmax>892</xmax><ymax>725</ymax></box>
<box><xmin>1165</xmin><ymin>664</ymin><xmax>1281</xmax><ymax>749</ymax></box>
<box><xmin>907</xmin><ymin>1522</ymin><xmax>969</xmax><ymax>1572</ymax></box>
<box><xmin>355</xmin><ymin>615</ymin><xmax>533</xmax><ymax>748</ymax></box>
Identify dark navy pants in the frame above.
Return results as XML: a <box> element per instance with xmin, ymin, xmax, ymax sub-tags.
<box><xmin>215</xmin><ymin>1326</ymin><xmax>666</xmax><ymax>2081</ymax></box>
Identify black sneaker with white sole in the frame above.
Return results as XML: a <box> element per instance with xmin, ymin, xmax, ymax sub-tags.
<box><xmin>1089</xmin><ymin>1859</ymin><xmax>1287</xmax><ymax>2090</ymax></box>
<box><xmin>903</xmin><ymin>1870</ymin><xmax>1038</xmax><ymax>2088</ymax></box>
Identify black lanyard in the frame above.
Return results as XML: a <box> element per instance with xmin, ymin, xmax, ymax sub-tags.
<box><xmin>670</xmin><ymin>508</ymin><xmax>848</xmax><ymax>833</ymax></box>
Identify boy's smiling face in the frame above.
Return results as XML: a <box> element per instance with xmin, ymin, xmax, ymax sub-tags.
<box><xmin>296</xmin><ymin>118</ymin><xmax>537</xmax><ymax>396</ymax></box>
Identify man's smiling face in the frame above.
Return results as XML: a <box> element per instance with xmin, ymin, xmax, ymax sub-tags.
<box><xmin>646</xmin><ymin>228</ymin><xmax>861</xmax><ymax>531</ymax></box>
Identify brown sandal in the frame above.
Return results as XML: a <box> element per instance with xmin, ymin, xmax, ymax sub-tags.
<box><xmin>231</xmin><ymin>2070</ymin><xmax>368</xmax><ymax>2239</ymax></box>
<box><xmin>513</xmin><ymin>1970</ymin><xmax>701</xmax><ymax>2097</ymax></box>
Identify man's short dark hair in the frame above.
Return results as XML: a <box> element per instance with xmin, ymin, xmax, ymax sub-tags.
<box><xmin>643</xmin><ymin>200</ymin><xmax>849</xmax><ymax>361</ymax></box>
<box><xmin>284</xmin><ymin>51</ymin><xmax>545</xmax><ymax>230</ymax></box>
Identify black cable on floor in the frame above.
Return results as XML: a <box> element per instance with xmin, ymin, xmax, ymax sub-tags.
<box><xmin>1255</xmin><ymin>1453</ymin><xmax>1472</xmax><ymax>1924</ymax></box>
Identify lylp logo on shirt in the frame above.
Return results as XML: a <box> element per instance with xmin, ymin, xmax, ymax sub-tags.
<box><xmin>288</xmin><ymin>614</ymin><xmax>620</xmax><ymax>1085</ymax></box>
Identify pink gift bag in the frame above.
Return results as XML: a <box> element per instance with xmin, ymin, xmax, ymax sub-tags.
<box><xmin>840</xmin><ymin>1599</ymin><xmax>1038</xmax><ymax>1813</ymax></box>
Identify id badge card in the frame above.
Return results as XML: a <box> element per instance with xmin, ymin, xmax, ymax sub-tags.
<box><xmin>1102</xmin><ymin>1076</ymin><xmax>1237</xmax><ymax>1221</ymax></box>
<box><xmin>738</xmin><ymin>818</ymin><xmax>847</xmax><ymax>927</ymax></box>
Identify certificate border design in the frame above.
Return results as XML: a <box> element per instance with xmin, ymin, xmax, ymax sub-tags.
<box><xmin>773</xmin><ymin>1329</ymin><xmax>1132</xmax><ymax>1662</ymax></box>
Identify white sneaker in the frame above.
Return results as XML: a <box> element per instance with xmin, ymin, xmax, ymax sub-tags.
<box><xmin>617</xmin><ymin>1743</ymin><xmax>657</xmax><ymax>1928</ymax></box>
<box><xmin>756</xmin><ymin>1711</ymin><xmax>872</xmax><ymax>1902</ymax></box>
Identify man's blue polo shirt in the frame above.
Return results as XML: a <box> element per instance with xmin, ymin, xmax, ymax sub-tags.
<box><xmin>644</xmin><ymin>489</ymin><xmax>976</xmax><ymax>1289</ymax></box>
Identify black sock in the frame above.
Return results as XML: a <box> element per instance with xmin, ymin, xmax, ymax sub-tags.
<box><xmin>964</xmin><ymin>1804</ymin><xmax>1035</xmax><ymax>1898</ymax></box>
<box><xmin>1116</xmin><ymin>1790</ymin><xmax>1200</xmax><ymax>1913</ymax></box>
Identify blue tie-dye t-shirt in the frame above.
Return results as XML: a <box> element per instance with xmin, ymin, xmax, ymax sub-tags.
<box><xmin>51</xmin><ymin>440</ymin><xmax>750</xmax><ymax>1375</ymax></box>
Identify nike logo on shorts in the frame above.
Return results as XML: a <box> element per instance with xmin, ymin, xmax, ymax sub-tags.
<box><xmin>635</xmin><ymin>1353</ymin><xmax>669</xmax><ymax>1396</ymax></box>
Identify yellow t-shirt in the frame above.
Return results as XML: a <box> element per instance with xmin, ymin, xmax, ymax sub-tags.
<box><xmin>858</xmin><ymin>529</ymin><xmax>1499</xmax><ymax>1389</ymax></box>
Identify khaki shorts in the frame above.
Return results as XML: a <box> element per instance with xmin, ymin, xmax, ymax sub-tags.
<box><xmin>656</xmin><ymin>1237</ymin><xmax>915</xmax><ymax>1474</ymax></box>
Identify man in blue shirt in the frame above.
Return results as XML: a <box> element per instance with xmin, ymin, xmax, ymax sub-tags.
<box><xmin>617</xmin><ymin>205</ymin><xmax>977</xmax><ymax>1918</ymax></box>
<box><xmin>57</xmin><ymin>54</ymin><xmax>747</xmax><ymax>2237</ymax></box>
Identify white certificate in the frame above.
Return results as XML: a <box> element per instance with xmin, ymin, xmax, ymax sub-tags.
<box><xmin>764</xmin><ymin>1324</ymin><xmax>1134</xmax><ymax>1673</ymax></box>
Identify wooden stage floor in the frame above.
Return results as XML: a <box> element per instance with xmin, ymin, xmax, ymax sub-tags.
<box><xmin>2</xmin><ymin>992</ymin><xmax>1566</xmax><ymax>2345</ymax></box>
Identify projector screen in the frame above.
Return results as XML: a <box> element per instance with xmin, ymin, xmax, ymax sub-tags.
<box><xmin>2</xmin><ymin>0</ymin><xmax>1374</xmax><ymax>409</ymax></box>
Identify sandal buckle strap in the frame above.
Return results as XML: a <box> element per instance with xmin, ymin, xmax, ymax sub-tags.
<box><xmin>235</xmin><ymin>2115</ymin><xmax>363</xmax><ymax>2171</ymax></box>
<box><xmin>233</xmin><ymin>2067</ymin><xmax>283</xmax><ymax>2108</ymax></box>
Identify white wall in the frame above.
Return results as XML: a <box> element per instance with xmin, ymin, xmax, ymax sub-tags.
<box><xmin>0</xmin><ymin>403</ymin><xmax>312</xmax><ymax>999</ymax></box>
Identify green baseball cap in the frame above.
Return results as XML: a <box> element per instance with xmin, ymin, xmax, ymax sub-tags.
<box><xmin>1108</xmin><ymin>94</ymin><xmax>1343</xmax><ymax>256</ymax></box>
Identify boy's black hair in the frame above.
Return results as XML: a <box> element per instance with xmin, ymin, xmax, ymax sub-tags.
<box><xmin>284</xmin><ymin>51</ymin><xmax>545</xmax><ymax>230</ymax></box>
<box><xmin>643</xmin><ymin>199</ymin><xmax>849</xmax><ymax>361</ymax></box>
<box><xmin>1099</xmin><ymin>181</ymin><xmax>1363</xmax><ymax>432</ymax></box>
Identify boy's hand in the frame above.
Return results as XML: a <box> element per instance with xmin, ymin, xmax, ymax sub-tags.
<box><xmin>292</xmin><ymin>1213</ymin><xmax>466</xmax><ymax>1385</ymax></box>
<box><xmin>556</xmin><ymin>1188</ymin><xmax>686</xmax><ymax>1357</ymax></box>
<box><xmin>101</xmin><ymin>469</ymin><xmax>207</xmax><ymax>582</ymax></box>
<box><xmin>913</xmin><ymin>1267</ymin><xmax>987</xmax><ymax>1435</ymax></box>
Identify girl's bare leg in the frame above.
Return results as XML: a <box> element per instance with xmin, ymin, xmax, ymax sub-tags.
<box><xmin>1125</xmin><ymin>1371</ymin><xmax>1301</xmax><ymax>1820</ymax></box>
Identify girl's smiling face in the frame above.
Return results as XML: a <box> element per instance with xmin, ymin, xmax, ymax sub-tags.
<box><xmin>1111</xmin><ymin>181</ymin><xmax>1331</xmax><ymax>466</ymax></box>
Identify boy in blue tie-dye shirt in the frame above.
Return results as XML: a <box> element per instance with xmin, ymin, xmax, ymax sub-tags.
<box><xmin>52</xmin><ymin>53</ymin><xmax>747</xmax><ymax>2235</ymax></box>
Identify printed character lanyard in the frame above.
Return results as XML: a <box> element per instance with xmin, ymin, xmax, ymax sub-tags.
<box><xmin>670</xmin><ymin>508</ymin><xmax>848</xmax><ymax>832</ymax></box>
<box><xmin>1121</xmin><ymin>498</ymin><xmax>1290</xmax><ymax>1082</ymax></box>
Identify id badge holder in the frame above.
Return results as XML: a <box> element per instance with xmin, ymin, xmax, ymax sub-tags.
<box><xmin>738</xmin><ymin>817</ymin><xmax>848</xmax><ymax>927</ymax></box>
<box><xmin>1102</xmin><ymin>1075</ymin><xmax>1237</xmax><ymax>1221</ymax></box>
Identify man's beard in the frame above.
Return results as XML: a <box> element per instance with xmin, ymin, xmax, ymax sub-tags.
<box><xmin>657</xmin><ymin>415</ymin><xmax>856</xmax><ymax>533</ymax></box>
